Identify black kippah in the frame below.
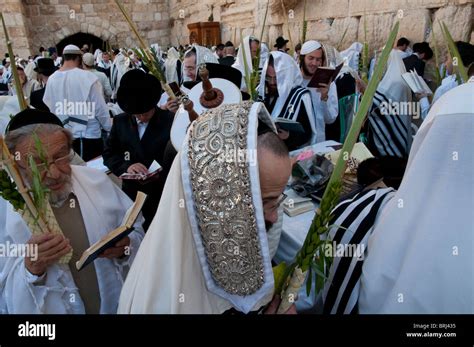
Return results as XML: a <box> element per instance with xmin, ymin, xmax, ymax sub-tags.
<box><xmin>6</xmin><ymin>108</ymin><xmax>63</xmax><ymax>134</ymax></box>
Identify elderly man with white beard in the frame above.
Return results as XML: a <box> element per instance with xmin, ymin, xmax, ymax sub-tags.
<box><xmin>0</xmin><ymin>109</ymin><xmax>145</xmax><ymax>314</ymax></box>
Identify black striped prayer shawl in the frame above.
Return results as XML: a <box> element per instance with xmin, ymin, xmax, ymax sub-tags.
<box><xmin>322</xmin><ymin>187</ymin><xmax>395</xmax><ymax>314</ymax></box>
<box><xmin>368</xmin><ymin>91</ymin><xmax>411</xmax><ymax>158</ymax></box>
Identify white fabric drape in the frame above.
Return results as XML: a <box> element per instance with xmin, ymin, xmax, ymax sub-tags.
<box><xmin>359</xmin><ymin>82</ymin><xmax>474</xmax><ymax>313</ymax></box>
<box><xmin>0</xmin><ymin>165</ymin><xmax>145</xmax><ymax>313</ymax></box>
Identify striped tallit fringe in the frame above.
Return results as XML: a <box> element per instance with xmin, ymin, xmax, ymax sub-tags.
<box><xmin>368</xmin><ymin>91</ymin><xmax>410</xmax><ymax>158</ymax></box>
<box><xmin>322</xmin><ymin>188</ymin><xmax>395</xmax><ymax>314</ymax></box>
<box><xmin>279</xmin><ymin>86</ymin><xmax>310</xmax><ymax>120</ymax></box>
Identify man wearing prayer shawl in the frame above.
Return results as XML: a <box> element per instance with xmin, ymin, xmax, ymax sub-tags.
<box><xmin>110</xmin><ymin>48</ymin><xmax>130</xmax><ymax>102</ymax></box>
<box><xmin>366</xmin><ymin>49</ymin><xmax>412</xmax><ymax>158</ymax></box>
<box><xmin>165</xmin><ymin>47</ymin><xmax>183</xmax><ymax>85</ymax></box>
<box><xmin>0</xmin><ymin>109</ymin><xmax>145</xmax><ymax>313</ymax></box>
<box><xmin>299</xmin><ymin>40</ymin><xmax>339</xmax><ymax>143</ymax></box>
<box><xmin>257</xmin><ymin>51</ymin><xmax>317</xmax><ymax>150</ymax></box>
<box><xmin>118</xmin><ymin>101</ymin><xmax>294</xmax><ymax>314</ymax></box>
<box><xmin>232</xmin><ymin>36</ymin><xmax>269</xmax><ymax>92</ymax></box>
<box><xmin>359</xmin><ymin>80</ymin><xmax>473</xmax><ymax>313</ymax></box>
<box><xmin>320</xmin><ymin>81</ymin><xmax>473</xmax><ymax>314</ymax></box>
<box><xmin>42</xmin><ymin>45</ymin><xmax>112</xmax><ymax>161</ymax></box>
<box><xmin>159</xmin><ymin>44</ymin><xmax>218</xmax><ymax>113</ymax></box>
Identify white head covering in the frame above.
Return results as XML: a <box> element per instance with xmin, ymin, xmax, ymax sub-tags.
<box><xmin>377</xmin><ymin>49</ymin><xmax>411</xmax><ymax>103</ymax></box>
<box><xmin>182</xmin><ymin>44</ymin><xmax>218</xmax><ymax>82</ymax></box>
<box><xmin>301</xmin><ymin>40</ymin><xmax>322</xmax><ymax>55</ymax></box>
<box><xmin>62</xmin><ymin>44</ymin><xmax>82</xmax><ymax>55</ymax></box>
<box><xmin>340</xmin><ymin>42</ymin><xmax>363</xmax><ymax>72</ymax></box>
<box><xmin>232</xmin><ymin>36</ymin><xmax>268</xmax><ymax>90</ymax></box>
<box><xmin>165</xmin><ymin>47</ymin><xmax>181</xmax><ymax>84</ymax></box>
<box><xmin>259</xmin><ymin>42</ymin><xmax>269</xmax><ymax>69</ymax></box>
<box><xmin>257</xmin><ymin>51</ymin><xmax>303</xmax><ymax>116</ymax></box>
<box><xmin>93</xmin><ymin>48</ymin><xmax>102</xmax><ymax>64</ymax></box>
<box><xmin>359</xmin><ymin>82</ymin><xmax>474</xmax><ymax>313</ymax></box>
<box><xmin>119</xmin><ymin>101</ymin><xmax>278</xmax><ymax>314</ymax></box>
<box><xmin>82</xmin><ymin>53</ymin><xmax>95</xmax><ymax>67</ymax></box>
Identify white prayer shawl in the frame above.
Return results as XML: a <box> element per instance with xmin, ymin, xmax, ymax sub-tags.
<box><xmin>24</xmin><ymin>61</ymin><xmax>38</xmax><ymax>82</ymax></box>
<box><xmin>233</xmin><ymin>36</ymin><xmax>267</xmax><ymax>90</ymax></box>
<box><xmin>396</xmin><ymin>48</ymin><xmax>412</xmax><ymax>60</ymax></box>
<box><xmin>9</xmin><ymin>78</ymin><xmax>41</xmax><ymax>103</ymax></box>
<box><xmin>368</xmin><ymin>49</ymin><xmax>412</xmax><ymax>157</ymax></box>
<box><xmin>260</xmin><ymin>43</ymin><xmax>269</xmax><ymax>69</ymax></box>
<box><xmin>182</xmin><ymin>45</ymin><xmax>218</xmax><ymax>82</ymax></box>
<box><xmin>110</xmin><ymin>53</ymin><xmax>129</xmax><ymax>100</ymax></box>
<box><xmin>119</xmin><ymin>102</ymin><xmax>276</xmax><ymax>314</ymax></box>
<box><xmin>257</xmin><ymin>51</ymin><xmax>317</xmax><ymax>143</ymax></box>
<box><xmin>94</xmin><ymin>49</ymin><xmax>102</xmax><ymax>65</ymax></box>
<box><xmin>0</xmin><ymin>96</ymin><xmax>20</xmax><ymax>130</ymax></box>
<box><xmin>0</xmin><ymin>165</ymin><xmax>145</xmax><ymax>314</ymax></box>
<box><xmin>97</xmin><ymin>59</ymin><xmax>111</xmax><ymax>70</ymax></box>
<box><xmin>359</xmin><ymin>82</ymin><xmax>474</xmax><ymax>313</ymax></box>
<box><xmin>2</xmin><ymin>66</ymin><xmax>12</xmax><ymax>84</ymax></box>
<box><xmin>302</xmin><ymin>78</ymin><xmax>338</xmax><ymax>143</ymax></box>
<box><xmin>340</xmin><ymin>42</ymin><xmax>363</xmax><ymax>72</ymax></box>
<box><xmin>165</xmin><ymin>47</ymin><xmax>181</xmax><ymax>84</ymax></box>
<box><xmin>432</xmin><ymin>74</ymin><xmax>458</xmax><ymax>105</ymax></box>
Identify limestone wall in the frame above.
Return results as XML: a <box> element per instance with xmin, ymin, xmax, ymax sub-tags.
<box><xmin>171</xmin><ymin>0</ymin><xmax>472</xmax><ymax>55</ymax></box>
<box><xmin>0</xmin><ymin>0</ymin><xmax>472</xmax><ymax>58</ymax></box>
<box><xmin>0</xmin><ymin>0</ymin><xmax>172</xmax><ymax>58</ymax></box>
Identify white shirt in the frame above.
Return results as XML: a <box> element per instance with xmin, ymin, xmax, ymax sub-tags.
<box><xmin>90</xmin><ymin>69</ymin><xmax>112</xmax><ymax>100</ymax></box>
<box><xmin>137</xmin><ymin>120</ymin><xmax>149</xmax><ymax>140</ymax></box>
<box><xmin>43</xmin><ymin>68</ymin><xmax>112</xmax><ymax>139</ymax></box>
<box><xmin>302</xmin><ymin>78</ymin><xmax>339</xmax><ymax>143</ymax></box>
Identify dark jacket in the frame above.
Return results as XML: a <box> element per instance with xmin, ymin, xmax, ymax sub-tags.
<box><xmin>219</xmin><ymin>56</ymin><xmax>236</xmax><ymax>67</ymax></box>
<box><xmin>403</xmin><ymin>54</ymin><xmax>425</xmax><ymax>77</ymax></box>
<box><xmin>30</xmin><ymin>87</ymin><xmax>50</xmax><ymax>111</ymax></box>
<box><xmin>103</xmin><ymin>107</ymin><xmax>175</xmax><ymax>230</ymax></box>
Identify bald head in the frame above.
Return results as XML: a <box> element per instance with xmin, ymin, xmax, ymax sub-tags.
<box><xmin>257</xmin><ymin>132</ymin><xmax>291</xmax><ymax>227</ymax></box>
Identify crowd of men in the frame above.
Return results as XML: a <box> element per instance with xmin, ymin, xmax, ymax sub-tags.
<box><xmin>0</xmin><ymin>31</ymin><xmax>473</xmax><ymax>314</ymax></box>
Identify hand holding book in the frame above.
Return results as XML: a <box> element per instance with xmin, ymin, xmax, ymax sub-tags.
<box><xmin>307</xmin><ymin>62</ymin><xmax>344</xmax><ymax>88</ymax></box>
<box><xmin>98</xmin><ymin>235</ymin><xmax>130</xmax><ymax>259</ymax></box>
<box><xmin>120</xmin><ymin>160</ymin><xmax>162</xmax><ymax>184</ymax></box>
<box><xmin>76</xmin><ymin>191</ymin><xmax>147</xmax><ymax>271</ymax></box>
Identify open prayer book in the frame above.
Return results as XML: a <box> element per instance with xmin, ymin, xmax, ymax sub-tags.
<box><xmin>401</xmin><ymin>70</ymin><xmax>433</xmax><ymax>95</ymax></box>
<box><xmin>308</xmin><ymin>62</ymin><xmax>344</xmax><ymax>88</ymax></box>
<box><xmin>75</xmin><ymin>191</ymin><xmax>147</xmax><ymax>271</ymax></box>
<box><xmin>275</xmin><ymin>118</ymin><xmax>305</xmax><ymax>133</ymax></box>
<box><xmin>119</xmin><ymin>160</ymin><xmax>162</xmax><ymax>183</ymax></box>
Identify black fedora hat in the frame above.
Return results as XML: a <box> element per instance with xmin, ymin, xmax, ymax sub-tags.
<box><xmin>117</xmin><ymin>69</ymin><xmax>162</xmax><ymax>114</ymax></box>
<box><xmin>34</xmin><ymin>58</ymin><xmax>58</xmax><ymax>76</ymax></box>
<box><xmin>274</xmin><ymin>36</ymin><xmax>289</xmax><ymax>49</ymax></box>
<box><xmin>195</xmin><ymin>63</ymin><xmax>242</xmax><ymax>89</ymax></box>
<box><xmin>6</xmin><ymin>108</ymin><xmax>63</xmax><ymax>134</ymax></box>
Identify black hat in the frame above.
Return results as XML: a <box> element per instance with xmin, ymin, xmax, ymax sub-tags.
<box><xmin>34</xmin><ymin>58</ymin><xmax>58</xmax><ymax>76</ymax></box>
<box><xmin>196</xmin><ymin>63</ymin><xmax>242</xmax><ymax>89</ymax></box>
<box><xmin>6</xmin><ymin>108</ymin><xmax>63</xmax><ymax>134</ymax></box>
<box><xmin>117</xmin><ymin>69</ymin><xmax>162</xmax><ymax>114</ymax></box>
<box><xmin>274</xmin><ymin>36</ymin><xmax>289</xmax><ymax>49</ymax></box>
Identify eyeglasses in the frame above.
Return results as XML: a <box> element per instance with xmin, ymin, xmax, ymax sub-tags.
<box><xmin>263</xmin><ymin>193</ymin><xmax>287</xmax><ymax>213</ymax></box>
<box><xmin>16</xmin><ymin>151</ymin><xmax>74</xmax><ymax>175</ymax></box>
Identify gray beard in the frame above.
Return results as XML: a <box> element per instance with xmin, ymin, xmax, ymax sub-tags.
<box><xmin>49</xmin><ymin>182</ymin><xmax>72</xmax><ymax>208</ymax></box>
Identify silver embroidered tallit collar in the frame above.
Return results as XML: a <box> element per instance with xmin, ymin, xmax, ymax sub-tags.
<box><xmin>181</xmin><ymin>101</ymin><xmax>276</xmax><ymax>313</ymax></box>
